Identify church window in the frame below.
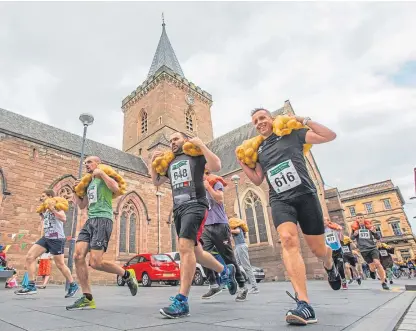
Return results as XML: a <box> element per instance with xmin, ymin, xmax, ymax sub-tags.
<box><xmin>243</xmin><ymin>190</ymin><xmax>268</xmax><ymax>244</ymax></box>
<box><xmin>119</xmin><ymin>200</ymin><xmax>138</xmax><ymax>254</ymax></box>
<box><xmin>141</xmin><ymin>110</ymin><xmax>148</xmax><ymax>134</ymax></box>
<box><xmin>185</xmin><ymin>110</ymin><xmax>194</xmax><ymax>132</ymax></box>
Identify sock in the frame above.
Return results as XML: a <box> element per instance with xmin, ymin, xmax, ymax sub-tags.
<box><xmin>84</xmin><ymin>293</ymin><xmax>93</xmax><ymax>301</ymax></box>
<box><xmin>176</xmin><ymin>293</ymin><xmax>188</xmax><ymax>302</ymax></box>
<box><xmin>122</xmin><ymin>270</ymin><xmax>130</xmax><ymax>280</ymax></box>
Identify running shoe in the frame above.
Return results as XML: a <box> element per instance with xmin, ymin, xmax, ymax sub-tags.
<box><xmin>126</xmin><ymin>269</ymin><xmax>139</xmax><ymax>296</ymax></box>
<box><xmin>382</xmin><ymin>282</ymin><xmax>390</xmax><ymax>290</ymax></box>
<box><xmin>160</xmin><ymin>296</ymin><xmax>190</xmax><ymax>319</ymax></box>
<box><xmin>65</xmin><ymin>282</ymin><xmax>79</xmax><ymax>298</ymax></box>
<box><xmin>370</xmin><ymin>271</ymin><xmax>376</xmax><ymax>279</ymax></box>
<box><xmin>324</xmin><ymin>263</ymin><xmax>341</xmax><ymax>290</ymax></box>
<box><xmin>341</xmin><ymin>280</ymin><xmax>348</xmax><ymax>290</ymax></box>
<box><xmin>66</xmin><ymin>295</ymin><xmax>96</xmax><ymax>310</ymax></box>
<box><xmin>235</xmin><ymin>287</ymin><xmax>248</xmax><ymax>302</ymax></box>
<box><xmin>201</xmin><ymin>286</ymin><xmax>222</xmax><ymax>299</ymax></box>
<box><xmin>15</xmin><ymin>285</ymin><xmax>37</xmax><ymax>295</ymax></box>
<box><xmin>285</xmin><ymin>291</ymin><xmax>317</xmax><ymax>325</ymax></box>
<box><xmin>220</xmin><ymin>264</ymin><xmax>238</xmax><ymax>295</ymax></box>
<box><xmin>248</xmin><ymin>287</ymin><xmax>260</xmax><ymax>294</ymax></box>
<box><xmin>357</xmin><ymin>277</ymin><xmax>362</xmax><ymax>285</ymax></box>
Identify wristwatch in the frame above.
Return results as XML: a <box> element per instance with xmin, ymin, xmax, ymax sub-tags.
<box><xmin>302</xmin><ymin>117</ymin><xmax>311</xmax><ymax>126</ymax></box>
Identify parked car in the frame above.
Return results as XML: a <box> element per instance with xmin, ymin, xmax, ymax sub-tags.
<box><xmin>117</xmin><ymin>253</ymin><xmax>180</xmax><ymax>287</ymax></box>
<box><xmin>165</xmin><ymin>251</ymin><xmax>266</xmax><ymax>285</ymax></box>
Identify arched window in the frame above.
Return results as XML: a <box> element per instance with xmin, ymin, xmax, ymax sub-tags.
<box><xmin>243</xmin><ymin>190</ymin><xmax>268</xmax><ymax>244</ymax></box>
<box><xmin>185</xmin><ymin>109</ymin><xmax>194</xmax><ymax>132</ymax></box>
<box><xmin>119</xmin><ymin>200</ymin><xmax>138</xmax><ymax>254</ymax></box>
<box><xmin>141</xmin><ymin>110</ymin><xmax>148</xmax><ymax>134</ymax></box>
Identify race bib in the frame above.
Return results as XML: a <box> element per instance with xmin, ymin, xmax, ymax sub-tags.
<box><xmin>342</xmin><ymin>246</ymin><xmax>350</xmax><ymax>253</ymax></box>
<box><xmin>267</xmin><ymin>159</ymin><xmax>301</xmax><ymax>194</ymax></box>
<box><xmin>359</xmin><ymin>229</ymin><xmax>370</xmax><ymax>239</ymax></box>
<box><xmin>380</xmin><ymin>250</ymin><xmax>388</xmax><ymax>257</ymax></box>
<box><xmin>88</xmin><ymin>184</ymin><xmax>98</xmax><ymax>205</ymax></box>
<box><xmin>170</xmin><ymin>160</ymin><xmax>192</xmax><ymax>187</ymax></box>
<box><xmin>325</xmin><ymin>232</ymin><xmax>337</xmax><ymax>244</ymax></box>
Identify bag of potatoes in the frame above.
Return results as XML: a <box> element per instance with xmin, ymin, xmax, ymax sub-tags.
<box><xmin>36</xmin><ymin>197</ymin><xmax>69</xmax><ymax>214</ymax></box>
<box><xmin>183</xmin><ymin>142</ymin><xmax>203</xmax><ymax>157</ymax></box>
<box><xmin>236</xmin><ymin>135</ymin><xmax>264</xmax><ymax>169</ymax></box>
<box><xmin>152</xmin><ymin>151</ymin><xmax>175</xmax><ymax>176</ymax></box>
<box><xmin>73</xmin><ymin>164</ymin><xmax>127</xmax><ymax>198</ymax></box>
<box><xmin>273</xmin><ymin>115</ymin><xmax>312</xmax><ymax>154</ymax></box>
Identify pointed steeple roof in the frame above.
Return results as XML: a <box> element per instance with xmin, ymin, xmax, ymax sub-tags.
<box><xmin>147</xmin><ymin>17</ymin><xmax>184</xmax><ymax>79</ymax></box>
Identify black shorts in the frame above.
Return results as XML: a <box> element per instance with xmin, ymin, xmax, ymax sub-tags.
<box><xmin>173</xmin><ymin>202</ymin><xmax>207</xmax><ymax>245</ymax></box>
<box><xmin>270</xmin><ymin>193</ymin><xmax>324</xmax><ymax>235</ymax></box>
<box><xmin>361</xmin><ymin>249</ymin><xmax>380</xmax><ymax>264</ymax></box>
<box><xmin>332</xmin><ymin>248</ymin><xmax>343</xmax><ymax>261</ymax></box>
<box><xmin>36</xmin><ymin>237</ymin><xmax>65</xmax><ymax>255</ymax></box>
<box><xmin>343</xmin><ymin>254</ymin><xmax>357</xmax><ymax>267</ymax></box>
<box><xmin>77</xmin><ymin>217</ymin><xmax>113</xmax><ymax>252</ymax></box>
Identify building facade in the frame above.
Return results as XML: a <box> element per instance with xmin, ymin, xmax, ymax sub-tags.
<box><xmin>340</xmin><ymin>180</ymin><xmax>416</xmax><ymax>262</ymax></box>
<box><xmin>0</xmin><ymin>21</ymin><xmax>330</xmax><ymax>284</ymax></box>
<box><xmin>325</xmin><ymin>188</ymin><xmax>348</xmax><ymax>231</ymax></box>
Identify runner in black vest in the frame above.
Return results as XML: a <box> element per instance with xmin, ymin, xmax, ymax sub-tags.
<box><xmin>238</xmin><ymin>108</ymin><xmax>339</xmax><ymax>326</ymax></box>
<box><xmin>151</xmin><ymin>132</ymin><xmax>237</xmax><ymax>319</ymax></box>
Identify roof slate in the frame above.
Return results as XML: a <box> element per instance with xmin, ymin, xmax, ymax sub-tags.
<box><xmin>0</xmin><ymin>108</ymin><xmax>149</xmax><ymax>175</ymax></box>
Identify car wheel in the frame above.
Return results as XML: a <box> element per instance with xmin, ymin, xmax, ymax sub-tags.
<box><xmin>170</xmin><ymin>281</ymin><xmax>179</xmax><ymax>286</ymax></box>
<box><xmin>117</xmin><ymin>275</ymin><xmax>125</xmax><ymax>286</ymax></box>
<box><xmin>141</xmin><ymin>273</ymin><xmax>152</xmax><ymax>287</ymax></box>
<box><xmin>256</xmin><ymin>279</ymin><xmax>262</xmax><ymax>283</ymax></box>
<box><xmin>193</xmin><ymin>270</ymin><xmax>204</xmax><ymax>286</ymax></box>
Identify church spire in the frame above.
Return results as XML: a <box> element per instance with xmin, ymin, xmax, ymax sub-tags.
<box><xmin>147</xmin><ymin>16</ymin><xmax>184</xmax><ymax>79</ymax></box>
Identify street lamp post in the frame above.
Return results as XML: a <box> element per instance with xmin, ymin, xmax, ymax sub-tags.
<box><xmin>156</xmin><ymin>191</ymin><xmax>163</xmax><ymax>254</ymax></box>
<box><xmin>66</xmin><ymin>113</ymin><xmax>94</xmax><ymax>289</ymax></box>
<box><xmin>231</xmin><ymin>175</ymin><xmax>242</xmax><ymax>219</ymax></box>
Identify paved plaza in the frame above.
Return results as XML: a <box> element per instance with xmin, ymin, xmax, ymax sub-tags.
<box><xmin>1</xmin><ymin>279</ymin><xmax>415</xmax><ymax>331</ymax></box>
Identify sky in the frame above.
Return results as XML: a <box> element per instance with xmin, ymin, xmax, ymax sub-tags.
<box><xmin>0</xmin><ymin>2</ymin><xmax>415</xmax><ymax>228</ymax></box>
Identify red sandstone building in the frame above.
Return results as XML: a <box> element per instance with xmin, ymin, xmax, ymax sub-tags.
<box><xmin>0</xmin><ymin>22</ymin><xmax>330</xmax><ymax>284</ymax></box>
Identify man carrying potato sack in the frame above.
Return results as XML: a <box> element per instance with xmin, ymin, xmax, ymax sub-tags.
<box><xmin>15</xmin><ymin>189</ymin><xmax>79</xmax><ymax>298</ymax></box>
<box><xmin>66</xmin><ymin>156</ymin><xmax>138</xmax><ymax>311</ymax></box>
<box><xmin>151</xmin><ymin>132</ymin><xmax>238</xmax><ymax>319</ymax></box>
<box><xmin>238</xmin><ymin>108</ymin><xmax>338</xmax><ymax>326</ymax></box>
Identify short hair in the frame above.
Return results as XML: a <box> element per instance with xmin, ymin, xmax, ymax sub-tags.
<box><xmin>43</xmin><ymin>189</ymin><xmax>55</xmax><ymax>198</ymax></box>
<box><xmin>171</xmin><ymin>131</ymin><xmax>189</xmax><ymax>140</ymax></box>
<box><xmin>251</xmin><ymin>108</ymin><xmax>272</xmax><ymax>117</ymax></box>
<box><xmin>356</xmin><ymin>213</ymin><xmax>364</xmax><ymax>217</ymax></box>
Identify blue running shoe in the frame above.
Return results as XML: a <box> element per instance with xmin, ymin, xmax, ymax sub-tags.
<box><xmin>15</xmin><ymin>284</ymin><xmax>37</xmax><ymax>295</ymax></box>
<box><xmin>160</xmin><ymin>296</ymin><xmax>190</xmax><ymax>319</ymax></box>
<box><xmin>65</xmin><ymin>282</ymin><xmax>79</xmax><ymax>298</ymax></box>
<box><xmin>220</xmin><ymin>264</ymin><xmax>237</xmax><ymax>295</ymax></box>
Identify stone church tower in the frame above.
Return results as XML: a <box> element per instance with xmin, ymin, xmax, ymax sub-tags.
<box><xmin>121</xmin><ymin>21</ymin><xmax>214</xmax><ymax>160</ymax></box>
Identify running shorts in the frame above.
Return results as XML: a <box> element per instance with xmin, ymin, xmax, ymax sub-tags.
<box><xmin>77</xmin><ymin>217</ymin><xmax>113</xmax><ymax>252</ymax></box>
<box><xmin>36</xmin><ymin>237</ymin><xmax>65</xmax><ymax>255</ymax></box>
<box><xmin>360</xmin><ymin>249</ymin><xmax>380</xmax><ymax>264</ymax></box>
<box><xmin>173</xmin><ymin>202</ymin><xmax>207</xmax><ymax>245</ymax></box>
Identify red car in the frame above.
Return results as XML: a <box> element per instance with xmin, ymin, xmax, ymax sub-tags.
<box><xmin>117</xmin><ymin>253</ymin><xmax>180</xmax><ymax>287</ymax></box>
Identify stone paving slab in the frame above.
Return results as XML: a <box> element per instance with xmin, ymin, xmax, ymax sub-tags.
<box><xmin>0</xmin><ymin>279</ymin><xmax>415</xmax><ymax>331</ymax></box>
<box><xmin>397</xmin><ymin>292</ymin><xmax>416</xmax><ymax>331</ymax></box>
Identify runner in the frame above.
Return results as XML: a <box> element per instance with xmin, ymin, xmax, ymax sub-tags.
<box><xmin>350</xmin><ymin>214</ymin><xmax>389</xmax><ymax>290</ymax></box>
<box><xmin>238</xmin><ymin>108</ymin><xmax>340</xmax><ymax>325</ymax></box>
<box><xmin>377</xmin><ymin>243</ymin><xmax>395</xmax><ymax>284</ymax></box>
<box><xmin>407</xmin><ymin>259</ymin><xmax>415</xmax><ymax>278</ymax></box>
<box><xmin>201</xmin><ymin>171</ymin><xmax>248</xmax><ymax>302</ymax></box>
<box><xmin>15</xmin><ymin>189</ymin><xmax>79</xmax><ymax>297</ymax></box>
<box><xmin>323</xmin><ymin>218</ymin><xmax>347</xmax><ymax>290</ymax></box>
<box><xmin>229</xmin><ymin>213</ymin><xmax>259</xmax><ymax>295</ymax></box>
<box><xmin>341</xmin><ymin>236</ymin><xmax>361</xmax><ymax>285</ymax></box>
<box><xmin>66</xmin><ymin>156</ymin><xmax>138</xmax><ymax>310</ymax></box>
<box><xmin>150</xmin><ymin>132</ymin><xmax>238</xmax><ymax>319</ymax></box>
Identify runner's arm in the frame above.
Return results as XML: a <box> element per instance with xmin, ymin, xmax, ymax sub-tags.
<box><xmin>149</xmin><ymin>150</ymin><xmax>169</xmax><ymax>186</ymax></box>
<box><xmin>231</xmin><ymin>228</ymin><xmax>241</xmax><ymax>234</ymax></box>
<box><xmin>294</xmin><ymin>117</ymin><xmax>336</xmax><ymax>144</ymax></box>
<box><xmin>50</xmin><ymin>208</ymin><xmax>67</xmax><ymax>222</ymax></box>
<box><xmin>237</xmin><ymin>158</ymin><xmax>265</xmax><ymax>186</ymax></box>
<box><xmin>189</xmin><ymin>137</ymin><xmax>221</xmax><ymax>172</ymax></box>
<box><xmin>205</xmin><ymin>183</ymin><xmax>224</xmax><ymax>204</ymax></box>
<box><xmin>96</xmin><ymin>170</ymin><xmax>119</xmax><ymax>194</ymax></box>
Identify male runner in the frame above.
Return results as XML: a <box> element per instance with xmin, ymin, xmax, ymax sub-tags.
<box><xmin>341</xmin><ymin>236</ymin><xmax>361</xmax><ymax>285</ymax></box>
<box><xmin>230</xmin><ymin>213</ymin><xmax>259</xmax><ymax>295</ymax></box>
<box><xmin>378</xmin><ymin>243</ymin><xmax>394</xmax><ymax>284</ymax></box>
<box><xmin>350</xmin><ymin>214</ymin><xmax>389</xmax><ymax>290</ymax></box>
<box><xmin>15</xmin><ymin>189</ymin><xmax>79</xmax><ymax>297</ymax></box>
<box><xmin>66</xmin><ymin>156</ymin><xmax>138</xmax><ymax>310</ymax></box>
<box><xmin>201</xmin><ymin>171</ymin><xmax>248</xmax><ymax>302</ymax></box>
<box><xmin>323</xmin><ymin>218</ymin><xmax>347</xmax><ymax>290</ymax></box>
<box><xmin>151</xmin><ymin>132</ymin><xmax>237</xmax><ymax>318</ymax></box>
<box><xmin>238</xmin><ymin>108</ymin><xmax>340</xmax><ymax>325</ymax></box>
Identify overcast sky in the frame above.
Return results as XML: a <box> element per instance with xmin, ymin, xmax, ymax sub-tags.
<box><xmin>1</xmin><ymin>2</ymin><xmax>415</xmax><ymax>228</ymax></box>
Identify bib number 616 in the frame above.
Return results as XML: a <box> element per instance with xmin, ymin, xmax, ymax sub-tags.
<box><xmin>274</xmin><ymin>172</ymin><xmax>296</xmax><ymax>187</ymax></box>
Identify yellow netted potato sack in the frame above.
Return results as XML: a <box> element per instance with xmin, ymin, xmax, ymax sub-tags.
<box><xmin>236</xmin><ymin>135</ymin><xmax>265</xmax><ymax>169</ymax></box>
<box><xmin>342</xmin><ymin>236</ymin><xmax>352</xmax><ymax>245</ymax></box>
<box><xmin>273</xmin><ymin>115</ymin><xmax>312</xmax><ymax>155</ymax></box>
<box><xmin>36</xmin><ymin>197</ymin><xmax>69</xmax><ymax>214</ymax></box>
<box><xmin>229</xmin><ymin>217</ymin><xmax>249</xmax><ymax>233</ymax></box>
<box><xmin>183</xmin><ymin>142</ymin><xmax>203</xmax><ymax>157</ymax></box>
<box><xmin>73</xmin><ymin>164</ymin><xmax>127</xmax><ymax>198</ymax></box>
<box><xmin>152</xmin><ymin>151</ymin><xmax>175</xmax><ymax>176</ymax></box>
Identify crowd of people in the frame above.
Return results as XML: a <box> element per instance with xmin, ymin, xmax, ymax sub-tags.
<box><xmin>3</xmin><ymin>109</ymin><xmax>416</xmax><ymax>327</ymax></box>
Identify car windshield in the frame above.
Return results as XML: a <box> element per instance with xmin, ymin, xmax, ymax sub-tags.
<box><xmin>152</xmin><ymin>254</ymin><xmax>173</xmax><ymax>263</ymax></box>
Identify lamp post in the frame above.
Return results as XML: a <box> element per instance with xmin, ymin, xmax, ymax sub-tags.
<box><xmin>156</xmin><ymin>191</ymin><xmax>163</xmax><ymax>253</ymax></box>
<box><xmin>231</xmin><ymin>174</ymin><xmax>242</xmax><ymax>219</ymax></box>
<box><xmin>66</xmin><ymin>113</ymin><xmax>94</xmax><ymax>288</ymax></box>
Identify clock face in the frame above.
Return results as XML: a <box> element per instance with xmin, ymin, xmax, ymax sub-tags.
<box><xmin>186</xmin><ymin>94</ymin><xmax>194</xmax><ymax>105</ymax></box>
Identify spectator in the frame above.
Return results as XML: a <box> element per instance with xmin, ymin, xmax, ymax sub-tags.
<box><xmin>38</xmin><ymin>253</ymin><xmax>52</xmax><ymax>289</ymax></box>
<box><xmin>5</xmin><ymin>270</ymin><xmax>18</xmax><ymax>289</ymax></box>
<box><xmin>0</xmin><ymin>245</ymin><xmax>6</xmax><ymax>268</ymax></box>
